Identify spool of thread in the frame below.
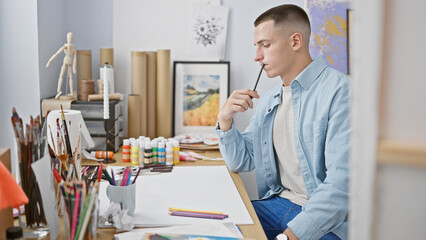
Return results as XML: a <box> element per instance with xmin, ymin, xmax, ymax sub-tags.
<box><xmin>91</xmin><ymin>151</ymin><xmax>113</xmax><ymax>159</ymax></box>
<box><xmin>122</xmin><ymin>139</ymin><xmax>130</xmax><ymax>162</ymax></box>
<box><xmin>173</xmin><ymin>141</ymin><xmax>180</xmax><ymax>165</ymax></box>
<box><xmin>78</xmin><ymin>79</ymin><xmax>95</xmax><ymax>101</ymax></box>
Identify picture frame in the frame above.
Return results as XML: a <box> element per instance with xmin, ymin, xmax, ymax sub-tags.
<box><xmin>173</xmin><ymin>61</ymin><xmax>230</xmax><ymax>136</ymax></box>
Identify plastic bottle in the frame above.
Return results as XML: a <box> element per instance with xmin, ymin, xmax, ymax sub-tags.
<box><xmin>166</xmin><ymin>142</ymin><xmax>173</xmax><ymax>166</ymax></box>
<box><xmin>139</xmin><ymin>140</ymin><xmax>145</xmax><ymax>165</ymax></box>
<box><xmin>122</xmin><ymin>139</ymin><xmax>130</xmax><ymax>162</ymax></box>
<box><xmin>172</xmin><ymin>141</ymin><xmax>180</xmax><ymax>165</ymax></box>
<box><xmin>144</xmin><ymin>142</ymin><xmax>152</xmax><ymax>164</ymax></box>
<box><xmin>131</xmin><ymin>139</ymin><xmax>139</xmax><ymax>165</ymax></box>
<box><xmin>151</xmin><ymin>141</ymin><xmax>158</xmax><ymax>163</ymax></box>
<box><xmin>158</xmin><ymin>141</ymin><xmax>166</xmax><ymax>165</ymax></box>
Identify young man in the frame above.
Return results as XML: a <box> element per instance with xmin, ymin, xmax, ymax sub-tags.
<box><xmin>216</xmin><ymin>4</ymin><xmax>349</xmax><ymax>240</ymax></box>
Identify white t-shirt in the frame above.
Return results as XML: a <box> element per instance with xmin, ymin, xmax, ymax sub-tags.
<box><xmin>273</xmin><ymin>85</ymin><xmax>309</xmax><ymax>206</ymax></box>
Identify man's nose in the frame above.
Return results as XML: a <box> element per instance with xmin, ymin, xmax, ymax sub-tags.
<box><xmin>254</xmin><ymin>49</ymin><xmax>263</xmax><ymax>62</ymax></box>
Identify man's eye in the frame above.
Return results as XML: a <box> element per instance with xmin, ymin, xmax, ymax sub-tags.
<box><xmin>263</xmin><ymin>44</ymin><xmax>270</xmax><ymax>48</ymax></box>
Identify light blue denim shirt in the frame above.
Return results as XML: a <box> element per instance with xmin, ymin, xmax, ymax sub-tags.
<box><xmin>216</xmin><ymin>58</ymin><xmax>350</xmax><ymax>240</ymax></box>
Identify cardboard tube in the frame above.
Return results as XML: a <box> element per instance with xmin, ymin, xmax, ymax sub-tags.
<box><xmin>156</xmin><ymin>49</ymin><xmax>172</xmax><ymax>138</ymax></box>
<box><xmin>100</xmin><ymin>48</ymin><xmax>114</xmax><ymax>67</ymax></box>
<box><xmin>88</xmin><ymin>93</ymin><xmax>122</xmax><ymax>101</ymax></box>
<box><xmin>147</xmin><ymin>52</ymin><xmax>157</xmax><ymax>139</ymax></box>
<box><xmin>128</xmin><ymin>95</ymin><xmax>141</xmax><ymax>138</ymax></box>
<box><xmin>77</xmin><ymin>50</ymin><xmax>92</xmax><ymax>98</ymax></box>
<box><xmin>131</xmin><ymin>52</ymin><xmax>148</xmax><ymax>136</ymax></box>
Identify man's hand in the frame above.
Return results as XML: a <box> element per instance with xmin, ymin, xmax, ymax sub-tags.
<box><xmin>217</xmin><ymin>89</ymin><xmax>259</xmax><ymax>131</ymax></box>
<box><xmin>284</xmin><ymin>227</ymin><xmax>299</xmax><ymax>240</ymax></box>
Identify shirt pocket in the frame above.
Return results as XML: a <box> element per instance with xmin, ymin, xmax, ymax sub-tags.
<box><xmin>302</xmin><ymin>119</ymin><xmax>328</xmax><ymax>164</ymax></box>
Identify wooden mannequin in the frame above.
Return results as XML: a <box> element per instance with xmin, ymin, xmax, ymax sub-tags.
<box><xmin>46</xmin><ymin>32</ymin><xmax>77</xmax><ymax>99</ymax></box>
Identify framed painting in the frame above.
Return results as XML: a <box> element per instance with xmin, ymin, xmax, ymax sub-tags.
<box><xmin>305</xmin><ymin>0</ymin><xmax>351</xmax><ymax>74</ymax></box>
<box><xmin>173</xmin><ymin>61</ymin><xmax>229</xmax><ymax>135</ymax></box>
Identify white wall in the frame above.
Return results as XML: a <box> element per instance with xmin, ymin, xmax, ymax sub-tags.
<box><xmin>351</xmin><ymin>0</ymin><xmax>426</xmax><ymax>239</ymax></box>
<box><xmin>0</xmin><ymin>0</ymin><xmax>41</xmax><ymax>176</ymax></box>
<box><xmin>38</xmin><ymin>0</ymin><xmax>113</xmax><ymax>99</ymax></box>
<box><xmin>373</xmin><ymin>0</ymin><xmax>426</xmax><ymax>239</ymax></box>
<box><xmin>113</xmin><ymin>0</ymin><xmax>303</xmax><ymax>199</ymax></box>
<box><xmin>38</xmin><ymin>0</ymin><xmax>67</xmax><ymax>99</ymax></box>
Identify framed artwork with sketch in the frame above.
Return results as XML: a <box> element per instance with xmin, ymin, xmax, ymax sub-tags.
<box><xmin>173</xmin><ymin>61</ymin><xmax>229</xmax><ymax>136</ymax></box>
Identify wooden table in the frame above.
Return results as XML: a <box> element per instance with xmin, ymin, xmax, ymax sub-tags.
<box><xmin>70</xmin><ymin>149</ymin><xmax>267</xmax><ymax>239</ymax></box>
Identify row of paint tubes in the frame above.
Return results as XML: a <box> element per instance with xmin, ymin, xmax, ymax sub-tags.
<box><xmin>122</xmin><ymin>136</ymin><xmax>180</xmax><ymax>166</ymax></box>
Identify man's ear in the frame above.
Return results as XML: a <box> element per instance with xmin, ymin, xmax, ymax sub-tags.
<box><xmin>290</xmin><ymin>32</ymin><xmax>303</xmax><ymax>51</ymax></box>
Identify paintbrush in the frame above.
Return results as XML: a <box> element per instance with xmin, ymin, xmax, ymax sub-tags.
<box><xmin>60</xmin><ymin>105</ymin><xmax>73</xmax><ymax>158</ymax></box>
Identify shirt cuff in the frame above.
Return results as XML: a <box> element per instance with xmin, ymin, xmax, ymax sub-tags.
<box><xmin>215</xmin><ymin>120</ymin><xmax>237</xmax><ymax>145</ymax></box>
<box><xmin>287</xmin><ymin>212</ymin><xmax>324</xmax><ymax>240</ymax></box>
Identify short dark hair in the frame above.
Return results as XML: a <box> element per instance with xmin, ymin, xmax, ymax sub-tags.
<box><xmin>254</xmin><ymin>4</ymin><xmax>311</xmax><ymax>33</ymax></box>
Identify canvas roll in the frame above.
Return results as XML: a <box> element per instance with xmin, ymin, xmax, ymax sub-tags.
<box><xmin>146</xmin><ymin>51</ymin><xmax>157</xmax><ymax>139</ymax></box>
<box><xmin>77</xmin><ymin>50</ymin><xmax>92</xmax><ymax>100</ymax></box>
<box><xmin>156</xmin><ymin>49</ymin><xmax>172</xmax><ymax>138</ymax></box>
<box><xmin>46</xmin><ymin>110</ymin><xmax>94</xmax><ymax>153</ymax></box>
<box><xmin>88</xmin><ymin>93</ymin><xmax>122</xmax><ymax>101</ymax></box>
<box><xmin>100</xmin><ymin>48</ymin><xmax>114</xmax><ymax>67</ymax></box>
<box><xmin>131</xmin><ymin>51</ymin><xmax>148</xmax><ymax>136</ymax></box>
<box><xmin>128</xmin><ymin>94</ymin><xmax>141</xmax><ymax>138</ymax></box>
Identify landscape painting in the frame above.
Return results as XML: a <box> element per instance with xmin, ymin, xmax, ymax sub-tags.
<box><xmin>183</xmin><ymin>74</ymin><xmax>220</xmax><ymax>126</ymax></box>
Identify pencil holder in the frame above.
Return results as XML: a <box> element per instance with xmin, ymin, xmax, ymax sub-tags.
<box><xmin>106</xmin><ymin>183</ymin><xmax>136</xmax><ymax>216</ymax></box>
<box><xmin>61</xmin><ymin>184</ymin><xmax>100</xmax><ymax>240</ymax></box>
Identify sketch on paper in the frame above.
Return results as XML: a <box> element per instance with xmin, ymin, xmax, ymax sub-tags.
<box><xmin>187</xmin><ymin>3</ymin><xmax>229</xmax><ymax>59</ymax></box>
<box><xmin>305</xmin><ymin>0</ymin><xmax>350</xmax><ymax>74</ymax></box>
<box><xmin>193</xmin><ymin>16</ymin><xmax>224</xmax><ymax>47</ymax></box>
<box><xmin>183</xmin><ymin>74</ymin><xmax>220</xmax><ymax>127</ymax></box>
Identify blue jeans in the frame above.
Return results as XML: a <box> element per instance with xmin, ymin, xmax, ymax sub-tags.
<box><xmin>252</xmin><ymin>196</ymin><xmax>341</xmax><ymax>240</ymax></box>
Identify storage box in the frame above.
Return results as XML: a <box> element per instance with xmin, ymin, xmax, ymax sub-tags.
<box><xmin>70</xmin><ymin>100</ymin><xmax>123</xmax><ymax>152</ymax></box>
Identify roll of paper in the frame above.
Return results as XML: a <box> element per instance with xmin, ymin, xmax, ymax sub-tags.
<box><xmin>146</xmin><ymin>51</ymin><xmax>157</xmax><ymax>139</ymax></box>
<box><xmin>46</xmin><ymin>110</ymin><xmax>94</xmax><ymax>154</ymax></box>
<box><xmin>100</xmin><ymin>48</ymin><xmax>114</xmax><ymax>67</ymax></box>
<box><xmin>156</xmin><ymin>49</ymin><xmax>172</xmax><ymax>138</ymax></box>
<box><xmin>103</xmin><ymin>66</ymin><xmax>109</xmax><ymax>119</ymax></box>
<box><xmin>128</xmin><ymin>95</ymin><xmax>141</xmax><ymax>138</ymax></box>
<box><xmin>100</xmin><ymin>64</ymin><xmax>115</xmax><ymax>93</ymax></box>
<box><xmin>77</xmin><ymin>50</ymin><xmax>92</xmax><ymax>100</ymax></box>
<box><xmin>131</xmin><ymin>51</ymin><xmax>148</xmax><ymax>136</ymax></box>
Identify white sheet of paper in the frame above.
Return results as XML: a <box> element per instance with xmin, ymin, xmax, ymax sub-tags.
<box><xmin>99</xmin><ymin>165</ymin><xmax>253</xmax><ymax>227</ymax></box>
<box><xmin>114</xmin><ymin>222</ymin><xmax>243</xmax><ymax>240</ymax></box>
<box><xmin>31</xmin><ymin>155</ymin><xmax>60</xmax><ymax>240</ymax></box>
<box><xmin>187</xmin><ymin>3</ymin><xmax>229</xmax><ymax>60</ymax></box>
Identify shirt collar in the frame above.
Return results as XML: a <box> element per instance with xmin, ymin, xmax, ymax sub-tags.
<box><xmin>270</xmin><ymin>58</ymin><xmax>328</xmax><ymax>99</ymax></box>
<box><xmin>291</xmin><ymin>57</ymin><xmax>328</xmax><ymax>90</ymax></box>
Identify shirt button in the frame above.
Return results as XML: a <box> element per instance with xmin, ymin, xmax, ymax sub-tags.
<box><xmin>268</xmin><ymin>109</ymin><xmax>271</xmax><ymax>112</ymax></box>
<box><xmin>264</xmin><ymin>142</ymin><xmax>267</xmax><ymax>144</ymax></box>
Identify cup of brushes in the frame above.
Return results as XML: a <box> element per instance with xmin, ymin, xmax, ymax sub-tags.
<box><xmin>105</xmin><ymin>166</ymin><xmax>139</xmax><ymax>216</ymax></box>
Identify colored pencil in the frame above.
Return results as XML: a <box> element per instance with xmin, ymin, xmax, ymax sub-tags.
<box><xmin>169</xmin><ymin>207</ymin><xmax>227</xmax><ymax>216</ymax></box>
<box><xmin>169</xmin><ymin>211</ymin><xmax>226</xmax><ymax>220</ymax></box>
<box><xmin>132</xmin><ymin>166</ymin><xmax>142</xmax><ymax>184</ymax></box>
<box><xmin>126</xmin><ymin>171</ymin><xmax>132</xmax><ymax>186</ymax></box>
<box><xmin>111</xmin><ymin>168</ymin><xmax>116</xmax><ymax>186</ymax></box>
